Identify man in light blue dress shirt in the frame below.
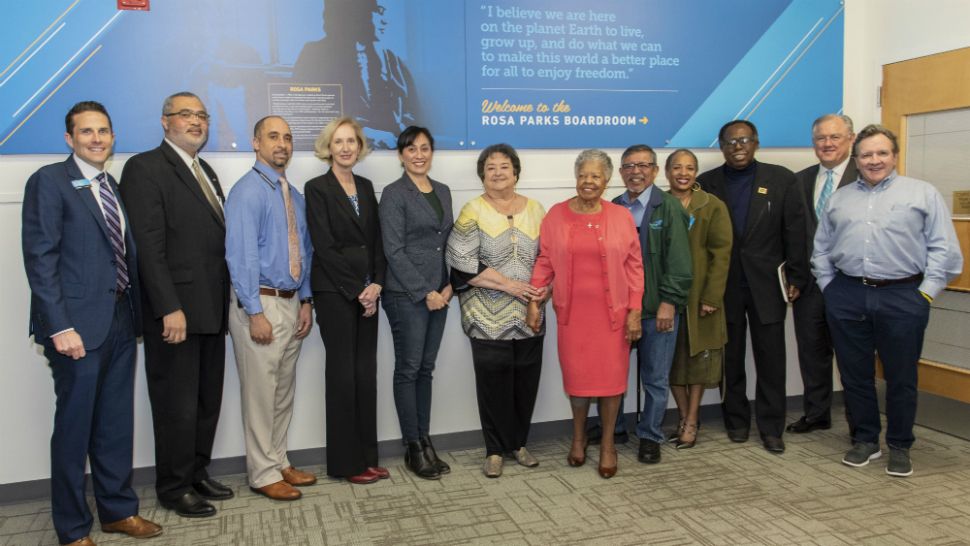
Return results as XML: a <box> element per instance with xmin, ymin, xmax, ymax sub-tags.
<box><xmin>812</xmin><ymin>124</ymin><xmax>963</xmax><ymax>477</ymax></box>
<box><xmin>225</xmin><ymin>116</ymin><xmax>317</xmax><ymax>500</ymax></box>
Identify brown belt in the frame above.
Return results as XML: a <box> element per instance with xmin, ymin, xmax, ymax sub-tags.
<box><xmin>259</xmin><ymin>287</ymin><xmax>297</xmax><ymax>298</ymax></box>
<box><xmin>840</xmin><ymin>272</ymin><xmax>923</xmax><ymax>287</ymax></box>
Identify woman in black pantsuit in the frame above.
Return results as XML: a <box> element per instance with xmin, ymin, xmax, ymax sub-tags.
<box><xmin>305</xmin><ymin>116</ymin><xmax>388</xmax><ymax>484</ymax></box>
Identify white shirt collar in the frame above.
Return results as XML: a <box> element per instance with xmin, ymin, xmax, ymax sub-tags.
<box><xmin>72</xmin><ymin>155</ymin><xmax>104</xmax><ymax>181</ymax></box>
<box><xmin>821</xmin><ymin>157</ymin><xmax>851</xmax><ymax>180</ymax></box>
<box><xmin>164</xmin><ymin>137</ymin><xmax>202</xmax><ymax>171</ymax></box>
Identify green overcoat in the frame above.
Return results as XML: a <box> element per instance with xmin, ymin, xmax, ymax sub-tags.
<box><xmin>677</xmin><ymin>189</ymin><xmax>732</xmax><ymax>355</ymax></box>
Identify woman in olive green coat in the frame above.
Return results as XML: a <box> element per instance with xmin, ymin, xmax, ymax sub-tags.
<box><xmin>666</xmin><ymin>149</ymin><xmax>732</xmax><ymax>448</ymax></box>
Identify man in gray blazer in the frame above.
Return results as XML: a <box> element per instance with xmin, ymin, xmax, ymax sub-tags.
<box><xmin>788</xmin><ymin>114</ymin><xmax>857</xmax><ymax>434</ymax></box>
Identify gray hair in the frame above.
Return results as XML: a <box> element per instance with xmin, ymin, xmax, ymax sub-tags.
<box><xmin>574</xmin><ymin>149</ymin><xmax>613</xmax><ymax>182</ymax></box>
<box><xmin>811</xmin><ymin>113</ymin><xmax>854</xmax><ymax>135</ymax></box>
<box><xmin>162</xmin><ymin>91</ymin><xmax>202</xmax><ymax>115</ymax></box>
<box><xmin>620</xmin><ymin>144</ymin><xmax>657</xmax><ymax>164</ymax></box>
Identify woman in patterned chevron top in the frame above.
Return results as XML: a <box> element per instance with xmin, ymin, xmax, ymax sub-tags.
<box><xmin>446</xmin><ymin>143</ymin><xmax>546</xmax><ymax>478</ymax></box>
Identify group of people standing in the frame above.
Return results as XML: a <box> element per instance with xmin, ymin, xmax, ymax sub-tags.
<box><xmin>21</xmin><ymin>93</ymin><xmax>962</xmax><ymax>546</ymax></box>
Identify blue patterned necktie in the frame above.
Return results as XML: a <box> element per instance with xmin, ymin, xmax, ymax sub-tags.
<box><xmin>815</xmin><ymin>169</ymin><xmax>834</xmax><ymax>219</ymax></box>
<box><xmin>97</xmin><ymin>173</ymin><xmax>129</xmax><ymax>293</ymax></box>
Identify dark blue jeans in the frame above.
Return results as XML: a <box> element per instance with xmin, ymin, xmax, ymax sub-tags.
<box><xmin>382</xmin><ymin>292</ymin><xmax>448</xmax><ymax>443</ymax></box>
<box><xmin>824</xmin><ymin>273</ymin><xmax>929</xmax><ymax>449</ymax></box>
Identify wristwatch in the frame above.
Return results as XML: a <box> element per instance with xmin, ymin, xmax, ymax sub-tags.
<box><xmin>300</xmin><ymin>297</ymin><xmax>313</xmax><ymax>305</ymax></box>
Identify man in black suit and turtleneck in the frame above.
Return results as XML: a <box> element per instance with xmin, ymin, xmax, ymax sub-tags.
<box><xmin>697</xmin><ymin>120</ymin><xmax>808</xmax><ymax>454</ymax></box>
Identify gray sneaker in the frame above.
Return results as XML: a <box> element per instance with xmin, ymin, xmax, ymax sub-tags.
<box><xmin>483</xmin><ymin>455</ymin><xmax>503</xmax><ymax>478</ymax></box>
<box><xmin>886</xmin><ymin>447</ymin><xmax>913</xmax><ymax>477</ymax></box>
<box><xmin>513</xmin><ymin>447</ymin><xmax>539</xmax><ymax>468</ymax></box>
<box><xmin>842</xmin><ymin>442</ymin><xmax>882</xmax><ymax>467</ymax></box>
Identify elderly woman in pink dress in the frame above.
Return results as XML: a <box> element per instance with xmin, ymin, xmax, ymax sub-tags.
<box><xmin>527</xmin><ymin>149</ymin><xmax>644</xmax><ymax>479</ymax></box>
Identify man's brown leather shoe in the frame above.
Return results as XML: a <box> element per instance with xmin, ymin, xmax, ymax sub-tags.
<box><xmin>101</xmin><ymin>515</ymin><xmax>163</xmax><ymax>538</ymax></box>
<box><xmin>250</xmin><ymin>480</ymin><xmax>301</xmax><ymax>501</ymax></box>
<box><xmin>281</xmin><ymin>466</ymin><xmax>317</xmax><ymax>486</ymax></box>
<box><xmin>62</xmin><ymin>537</ymin><xmax>96</xmax><ymax>545</ymax></box>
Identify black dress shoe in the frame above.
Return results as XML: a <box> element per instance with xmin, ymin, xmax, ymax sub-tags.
<box><xmin>193</xmin><ymin>478</ymin><xmax>234</xmax><ymax>500</ymax></box>
<box><xmin>637</xmin><ymin>440</ymin><xmax>661</xmax><ymax>464</ymax></box>
<box><xmin>160</xmin><ymin>491</ymin><xmax>216</xmax><ymax>518</ymax></box>
<box><xmin>726</xmin><ymin>428</ymin><xmax>749</xmax><ymax>443</ymax></box>
<box><xmin>786</xmin><ymin>416</ymin><xmax>832</xmax><ymax>433</ymax></box>
<box><xmin>762</xmin><ymin>436</ymin><xmax>786</xmax><ymax>453</ymax></box>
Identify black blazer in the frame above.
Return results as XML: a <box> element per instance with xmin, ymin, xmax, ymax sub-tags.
<box><xmin>119</xmin><ymin>140</ymin><xmax>229</xmax><ymax>334</ymax></box>
<box><xmin>23</xmin><ymin>156</ymin><xmax>142</xmax><ymax>347</ymax></box>
<box><xmin>697</xmin><ymin>161</ymin><xmax>808</xmax><ymax>325</ymax></box>
<box><xmin>305</xmin><ymin>169</ymin><xmax>387</xmax><ymax>301</ymax></box>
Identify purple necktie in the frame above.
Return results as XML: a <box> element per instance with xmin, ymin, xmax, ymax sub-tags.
<box><xmin>97</xmin><ymin>173</ymin><xmax>129</xmax><ymax>293</ymax></box>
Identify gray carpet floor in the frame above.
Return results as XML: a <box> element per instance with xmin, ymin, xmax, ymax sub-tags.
<box><xmin>4</xmin><ymin>415</ymin><xmax>970</xmax><ymax>545</ymax></box>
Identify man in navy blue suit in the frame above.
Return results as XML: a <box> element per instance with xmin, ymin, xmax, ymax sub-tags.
<box><xmin>22</xmin><ymin>101</ymin><xmax>162</xmax><ymax>546</ymax></box>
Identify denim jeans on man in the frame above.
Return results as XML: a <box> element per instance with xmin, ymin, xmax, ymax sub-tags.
<box><xmin>381</xmin><ymin>292</ymin><xmax>448</xmax><ymax>443</ymax></box>
<box><xmin>635</xmin><ymin>315</ymin><xmax>680</xmax><ymax>443</ymax></box>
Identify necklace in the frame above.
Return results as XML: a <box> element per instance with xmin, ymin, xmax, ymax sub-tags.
<box><xmin>484</xmin><ymin>193</ymin><xmax>520</xmax><ymax>217</ymax></box>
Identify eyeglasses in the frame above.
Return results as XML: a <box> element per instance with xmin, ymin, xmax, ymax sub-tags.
<box><xmin>720</xmin><ymin>136</ymin><xmax>757</xmax><ymax>147</ymax></box>
<box><xmin>620</xmin><ymin>162</ymin><xmax>656</xmax><ymax>171</ymax></box>
<box><xmin>164</xmin><ymin>110</ymin><xmax>210</xmax><ymax>122</ymax></box>
<box><xmin>813</xmin><ymin>134</ymin><xmax>848</xmax><ymax>144</ymax></box>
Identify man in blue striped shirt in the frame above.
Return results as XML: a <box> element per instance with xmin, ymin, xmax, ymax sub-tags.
<box><xmin>812</xmin><ymin>124</ymin><xmax>963</xmax><ymax>477</ymax></box>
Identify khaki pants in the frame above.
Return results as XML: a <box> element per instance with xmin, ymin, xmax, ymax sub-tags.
<box><xmin>228</xmin><ymin>292</ymin><xmax>303</xmax><ymax>488</ymax></box>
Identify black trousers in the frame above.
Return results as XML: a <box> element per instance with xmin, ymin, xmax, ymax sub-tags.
<box><xmin>792</xmin><ymin>281</ymin><xmax>834</xmax><ymax>422</ymax></box>
<box><xmin>721</xmin><ymin>286</ymin><xmax>787</xmax><ymax>438</ymax></box>
<box><xmin>469</xmin><ymin>336</ymin><xmax>544</xmax><ymax>456</ymax></box>
<box><xmin>316</xmin><ymin>292</ymin><xmax>378</xmax><ymax>477</ymax></box>
<box><xmin>143</xmin><ymin>322</ymin><xmax>225</xmax><ymax>502</ymax></box>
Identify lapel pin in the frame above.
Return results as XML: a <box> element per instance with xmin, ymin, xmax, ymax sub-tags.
<box><xmin>757</xmin><ymin>187</ymin><xmax>768</xmax><ymax>195</ymax></box>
